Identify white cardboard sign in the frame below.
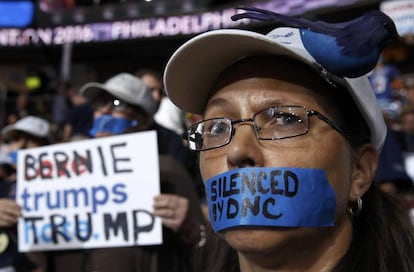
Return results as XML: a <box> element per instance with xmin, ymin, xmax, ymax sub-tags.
<box><xmin>17</xmin><ymin>131</ymin><xmax>162</xmax><ymax>252</ymax></box>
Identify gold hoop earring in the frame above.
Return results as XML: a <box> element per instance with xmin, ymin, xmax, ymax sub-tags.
<box><xmin>348</xmin><ymin>197</ymin><xmax>362</xmax><ymax>216</ymax></box>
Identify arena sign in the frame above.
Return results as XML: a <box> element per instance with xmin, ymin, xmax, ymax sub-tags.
<box><xmin>0</xmin><ymin>9</ymin><xmax>244</xmax><ymax>46</ymax></box>
<box><xmin>0</xmin><ymin>0</ymin><xmax>361</xmax><ymax>47</ymax></box>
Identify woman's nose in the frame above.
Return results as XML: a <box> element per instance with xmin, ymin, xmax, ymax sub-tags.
<box><xmin>226</xmin><ymin>123</ymin><xmax>265</xmax><ymax>168</ymax></box>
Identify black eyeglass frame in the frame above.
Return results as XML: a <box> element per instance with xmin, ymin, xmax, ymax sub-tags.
<box><xmin>182</xmin><ymin>105</ymin><xmax>350</xmax><ymax>151</ymax></box>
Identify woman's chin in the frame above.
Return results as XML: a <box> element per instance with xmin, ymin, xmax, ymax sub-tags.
<box><xmin>220</xmin><ymin>226</ymin><xmax>319</xmax><ymax>255</ymax></box>
<box><xmin>221</xmin><ymin>227</ymin><xmax>284</xmax><ymax>252</ymax></box>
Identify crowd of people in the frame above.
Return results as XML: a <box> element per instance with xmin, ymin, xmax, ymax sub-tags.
<box><xmin>368</xmin><ymin>57</ymin><xmax>414</xmax><ymax>202</ymax></box>
<box><xmin>0</xmin><ymin>6</ymin><xmax>413</xmax><ymax>272</ymax></box>
<box><xmin>0</xmin><ymin>69</ymin><xmax>207</xmax><ymax>272</ymax></box>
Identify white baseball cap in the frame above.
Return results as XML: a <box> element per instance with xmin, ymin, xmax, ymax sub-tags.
<box><xmin>79</xmin><ymin>72</ymin><xmax>157</xmax><ymax>116</ymax></box>
<box><xmin>164</xmin><ymin>27</ymin><xmax>387</xmax><ymax>151</ymax></box>
<box><xmin>1</xmin><ymin>115</ymin><xmax>50</xmax><ymax>140</ymax></box>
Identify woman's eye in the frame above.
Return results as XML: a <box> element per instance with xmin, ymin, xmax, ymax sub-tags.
<box><xmin>273</xmin><ymin>113</ymin><xmax>302</xmax><ymax>126</ymax></box>
<box><xmin>261</xmin><ymin>109</ymin><xmax>302</xmax><ymax>127</ymax></box>
<box><xmin>206</xmin><ymin>121</ymin><xmax>230</xmax><ymax>136</ymax></box>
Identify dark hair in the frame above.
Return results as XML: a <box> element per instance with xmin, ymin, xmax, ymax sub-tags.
<box><xmin>135</xmin><ymin>68</ymin><xmax>163</xmax><ymax>84</ymax></box>
<box><xmin>333</xmin><ymin>185</ymin><xmax>414</xmax><ymax>272</ymax></box>
<box><xmin>6</xmin><ymin>131</ymin><xmax>50</xmax><ymax>146</ymax></box>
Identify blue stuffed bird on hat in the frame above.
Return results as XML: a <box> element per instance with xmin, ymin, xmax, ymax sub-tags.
<box><xmin>231</xmin><ymin>7</ymin><xmax>399</xmax><ymax>78</ymax></box>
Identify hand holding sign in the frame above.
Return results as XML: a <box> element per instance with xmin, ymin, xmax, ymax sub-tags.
<box><xmin>0</xmin><ymin>198</ymin><xmax>21</xmax><ymax>227</ymax></box>
<box><xmin>153</xmin><ymin>193</ymin><xmax>206</xmax><ymax>246</ymax></box>
<box><xmin>153</xmin><ymin>194</ymin><xmax>189</xmax><ymax>232</ymax></box>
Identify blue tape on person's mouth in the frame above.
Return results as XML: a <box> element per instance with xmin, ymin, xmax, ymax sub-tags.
<box><xmin>9</xmin><ymin>151</ymin><xmax>17</xmax><ymax>164</ymax></box>
<box><xmin>89</xmin><ymin>114</ymin><xmax>138</xmax><ymax>137</ymax></box>
<box><xmin>205</xmin><ymin>167</ymin><xmax>336</xmax><ymax>232</ymax></box>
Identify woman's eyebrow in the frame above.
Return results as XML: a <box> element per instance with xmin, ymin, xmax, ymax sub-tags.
<box><xmin>205</xmin><ymin>97</ymin><xmax>300</xmax><ymax>115</ymax></box>
<box><xmin>256</xmin><ymin>98</ymin><xmax>289</xmax><ymax>109</ymax></box>
<box><xmin>205</xmin><ymin>97</ymin><xmax>231</xmax><ymax>110</ymax></box>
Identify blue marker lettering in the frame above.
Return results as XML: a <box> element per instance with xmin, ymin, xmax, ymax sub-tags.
<box><xmin>205</xmin><ymin>167</ymin><xmax>336</xmax><ymax>232</ymax></box>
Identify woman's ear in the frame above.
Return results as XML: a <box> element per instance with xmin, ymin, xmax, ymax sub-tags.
<box><xmin>349</xmin><ymin>144</ymin><xmax>378</xmax><ymax>201</ymax></box>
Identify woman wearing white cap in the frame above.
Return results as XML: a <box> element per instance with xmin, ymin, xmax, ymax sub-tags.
<box><xmin>0</xmin><ymin>115</ymin><xmax>50</xmax><ymax>272</ymax></box>
<box><xmin>163</xmin><ymin>9</ymin><xmax>414</xmax><ymax>272</ymax></box>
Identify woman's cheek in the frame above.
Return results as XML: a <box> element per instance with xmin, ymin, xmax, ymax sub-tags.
<box><xmin>200</xmin><ymin>152</ymin><xmax>228</xmax><ymax>181</ymax></box>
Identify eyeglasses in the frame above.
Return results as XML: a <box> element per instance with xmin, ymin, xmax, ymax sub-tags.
<box><xmin>183</xmin><ymin>105</ymin><xmax>349</xmax><ymax>151</ymax></box>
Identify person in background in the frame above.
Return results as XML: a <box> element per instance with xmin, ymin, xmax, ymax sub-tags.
<box><xmin>395</xmin><ymin>105</ymin><xmax>414</xmax><ymax>153</ymax></box>
<box><xmin>390</xmin><ymin>106</ymin><xmax>414</xmax><ymax>183</ymax></box>
<box><xmin>368</xmin><ymin>56</ymin><xmax>402</xmax><ymax>120</ymax></box>
<box><xmin>5</xmin><ymin>94</ymin><xmax>35</xmax><ymax>126</ymax></box>
<box><xmin>135</xmin><ymin>68</ymin><xmax>186</xmax><ymax>136</ymax></box>
<box><xmin>134</xmin><ymin>69</ymin><xmax>188</xmax><ymax>164</ymax></box>
<box><xmin>154</xmin><ymin>97</ymin><xmax>186</xmax><ymax>136</ymax></box>
<box><xmin>0</xmin><ymin>150</ymin><xmax>22</xmax><ymax>272</ymax></box>
<box><xmin>402</xmin><ymin>79</ymin><xmax>414</xmax><ymax>107</ymax></box>
<box><xmin>374</xmin><ymin>127</ymin><xmax>413</xmax><ymax>194</ymax></box>
<box><xmin>0</xmin><ymin>115</ymin><xmax>51</xmax><ymax>272</ymax></box>
<box><xmin>2</xmin><ymin>116</ymin><xmax>51</xmax><ymax>157</ymax></box>
<box><xmin>48</xmin><ymin>73</ymin><xmax>205</xmax><ymax>272</ymax></box>
<box><xmin>135</xmin><ymin>69</ymin><xmax>164</xmax><ymax>112</ymax></box>
<box><xmin>136</xmin><ymin>68</ymin><xmax>205</xmax><ymax>203</ymax></box>
<box><xmin>163</xmin><ymin>10</ymin><xmax>414</xmax><ymax>272</ymax></box>
<box><xmin>86</xmin><ymin>72</ymin><xmax>188</xmax><ymax>166</ymax></box>
<box><xmin>51</xmin><ymin>82</ymin><xmax>72</xmax><ymax>141</ymax></box>
<box><xmin>61</xmin><ymin>83</ymin><xmax>94</xmax><ymax>142</ymax></box>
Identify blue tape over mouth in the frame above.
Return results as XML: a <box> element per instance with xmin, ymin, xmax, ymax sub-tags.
<box><xmin>89</xmin><ymin>114</ymin><xmax>138</xmax><ymax>136</ymax></box>
<box><xmin>205</xmin><ymin>167</ymin><xmax>336</xmax><ymax>232</ymax></box>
